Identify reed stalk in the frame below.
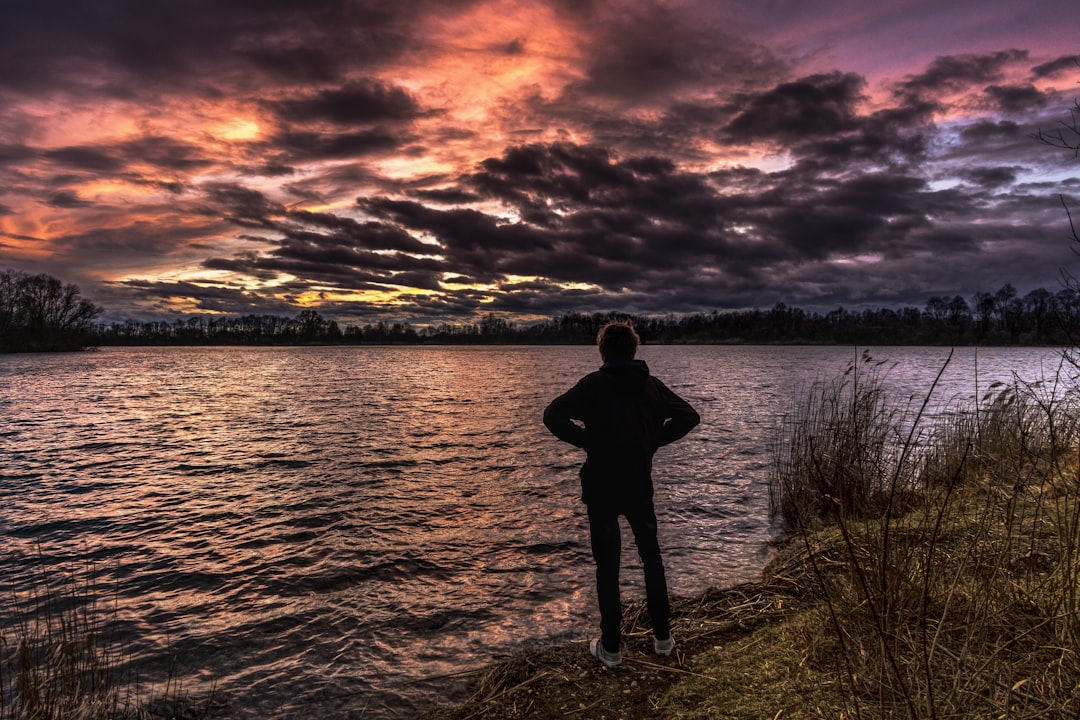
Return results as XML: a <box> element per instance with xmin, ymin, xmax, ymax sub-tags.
<box><xmin>0</xmin><ymin>557</ymin><xmax>214</xmax><ymax>720</ymax></box>
<box><xmin>768</xmin><ymin>351</ymin><xmax>1080</xmax><ymax>717</ymax></box>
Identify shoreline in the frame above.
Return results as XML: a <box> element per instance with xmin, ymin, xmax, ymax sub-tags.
<box><xmin>418</xmin><ymin>545</ymin><xmax>810</xmax><ymax>720</ymax></box>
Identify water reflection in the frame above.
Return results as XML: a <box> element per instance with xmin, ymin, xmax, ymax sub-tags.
<box><xmin>0</xmin><ymin>345</ymin><xmax>1061</xmax><ymax>717</ymax></box>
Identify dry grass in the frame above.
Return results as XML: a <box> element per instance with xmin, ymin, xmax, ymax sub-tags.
<box><xmin>0</xmin><ymin>559</ymin><xmax>215</xmax><ymax>720</ymax></box>
<box><xmin>424</xmin><ymin>351</ymin><xmax>1080</xmax><ymax>720</ymax></box>
<box><xmin>421</xmin><ymin>584</ymin><xmax>806</xmax><ymax>720</ymax></box>
<box><xmin>765</xmin><ymin>351</ymin><xmax>1080</xmax><ymax>718</ymax></box>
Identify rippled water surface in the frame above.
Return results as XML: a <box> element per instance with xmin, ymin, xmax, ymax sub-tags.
<box><xmin>0</xmin><ymin>345</ymin><xmax>1063</xmax><ymax>717</ymax></box>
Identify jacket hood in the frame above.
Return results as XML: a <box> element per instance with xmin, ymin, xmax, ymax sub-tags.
<box><xmin>600</xmin><ymin>358</ymin><xmax>650</xmax><ymax>380</ymax></box>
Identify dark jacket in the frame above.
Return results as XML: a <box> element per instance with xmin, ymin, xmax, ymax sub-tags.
<box><xmin>543</xmin><ymin>359</ymin><xmax>700</xmax><ymax>508</ymax></box>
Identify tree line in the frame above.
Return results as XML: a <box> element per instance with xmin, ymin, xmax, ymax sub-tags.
<box><xmin>5</xmin><ymin>267</ymin><xmax>1080</xmax><ymax>352</ymax></box>
<box><xmin>93</xmin><ymin>282</ymin><xmax>1080</xmax><ymax>347</ymax></box>
<box><xmin>0</xmin><ymin>269</ymin><xmax>103</xmax><ymax>352</ymax></box>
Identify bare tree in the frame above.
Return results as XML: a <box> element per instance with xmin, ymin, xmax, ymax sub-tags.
<box><xmin>0</xmin><ymin>269</ymin><xmax>103</xmax><ymax>352</ymax></box>
<box><xmin>1036</xmin><ymin>98</ymin><xmax>1080</xmax><ymax>157</ymax></box>
<box><xmin>1036</xmin><ymin>64</ymin><xmax>1080</xmax><ymax>351</ymax></box>
<box><xmin>1035</xmin><ymin>60</ymin><xmax>1079</xmax><ymax>246</ymax></box>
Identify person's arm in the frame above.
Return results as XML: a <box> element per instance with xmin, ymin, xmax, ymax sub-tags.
<box><xmin>656</xmin><ymin>382</ymin><xmax>700</xmax><ymax>446</ymax></box>
<box><xmin>543</xmin><ymin>381</ymin><xmax>590</xmax><ymax>449</ymax></box>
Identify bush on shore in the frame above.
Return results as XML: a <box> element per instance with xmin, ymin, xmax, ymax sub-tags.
<box><xmin>767</xmin><ymin>349</ymin><xmax>1080</xmax><ymax>718</ymax></box>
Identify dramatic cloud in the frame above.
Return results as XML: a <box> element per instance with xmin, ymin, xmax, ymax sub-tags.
<box><xmin>266</xmin><ymin>81</ymin><xmax>425</xmax><ymax>126</ymax></box>
<box><xmin>0</xmin><ymin>0</ymin><xmax>1077</xmax><ymax>324</ymax></box>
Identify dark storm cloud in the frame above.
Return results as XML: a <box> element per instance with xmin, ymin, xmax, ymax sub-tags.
<box><xmin>44</xmin><ymin>147</ymin><xmax>125</xmax><ymax>173</ymax></box>
<box><xmin>265</xmin><ymin>145</ymin><xmax>712</xmax><ymax>293</ymax></box>
<box><xmin>561</xmin><ymin>2</ymin><xmax>784</xmax><ymax>102</ymax></box>
<box><xmin>471</xmin><ymin>143</ymin><xmax>654</xmax><ymax>213</ymax></box>
<box><xmin>0</xmin><ymin>144</ymin><xmax>36</xmax><ymax>166</ymax></box>
<box><xmin>960</xmin><ymin>119</ymin><xmax>1024</xmax><ymax>142</ymax></box>
<box><xmin>984</xmin><ymin>84</ymin><xmax>1048</xmax><ymax>113</ymax></box>
<box><xmin>469</xmin><ymin>144</ymin><xmax>733</xmax><ymax>243</ymax></box>
<box><xmin>274</xmin><ymin>163</ymin><xmax>380</xmax><ymax>202</ymax></box>
<box><xmin>336</xmin><ymin>126</ymin><xmax>994</xmax><ymax>307</ymax></box>
<box><xmin>745</xmin><ymin>173</ymin><xmax>959</xmax><ymax>263</ymax></box>
<box><xmin>359</xmin><ymin>197</ymin><xmax>554</xmax><ymax>276</ymax></box>
<box><xmin>244</xmin><ymin>162</ymin><xmax>298</xmax><ymax>178</ymax></box>
<box><xmin>202</xmin><ymin>255</ymin><xmax>279</xmax><ymax>282</ymax></box>
<box><xmin>273</xmin><ymin>232</ymin><xmax>441</xmax><ymax>274</ymax></box>
<box><xmin>266</xmin><ymin>81</ymin><xmax>424</xmax><ymax>126</ymax></box>
<box><xmin>959</xmin><ymin>166</ymin><xmax>1020</xmax><ymax>188</ymax></box>
<box><xmin>500</xmin><ymin>38</ymin><xmax>526</xmax><ymax>56</ymax></box>
<box><xmin>724</xmin><ymin>73</ymin><xmax>866</xmax><ymax>144</ymax></box>
<box><xmin>270</xmin><ymin>129</ymin><xmax>402</xmax><ymax>161</ymax></box>
<box><xmin>201</xmin><ymin>183</ymin><xmax>287</xmax><ymax>227</ymax></box>
<box><xmin>896</xmin><ymin>50</ymin><xmax>1028</xmax><ymax>100</ymax></box>
<box><xmin>201</xmin><ymin>244</ymin><xmax>437</xmax><ymax>291</ymax></box>
<box><xmin>790</xmin><ymin>116</ymin><xmax>931</xmax><ymax>170</ymax></box>
<box><xmin>1032</xmin><ymin>55</ymin><xmax>1080</xmax><ymax>78</ymax></box>
<box><xmin>118</xmin><ymin>137</ymin><xmax>215</xmax><ymax>171</ymax></box>
<box><xmin>27</xmin><ymin>139</ymin><xmax>214</xmax><ymax>197</ymax></box>
<box><xmin>409</xmin><ymin>187</ymin><xmax>482</xmax><ymax>204</ymax></box>
<box><xmin>194</xmin><ymin>182</ymin><xmax>454</xmax><ymax>293</ymax></box>
<box><xmin>112</xmin><ymin>278</ymin><xmax>298</xmax><ymax>315</ymax></box>
<box><xmin>3</xmin><ymin>137</ymin><xmax>209</xmax><ymax>203</ymax></box>
<box><xmin>287</xmin><ymin>210</ymin><xmax>436</xmax><ymax>254</ymax></box>
<box><xmin>46</xmin><ymin>190</ymin><xmax>91</xmax><ymax>208</ymax></box>
<box><xmin>241</xmin><ymin>47</ymin><xmax>343</xmax><ymax>84</ymax></box>
<box><xmin>268</xmin><ymin>245</ymin><xmax>438</xmax><ymax>283</ymax></box>
<box><xmin>0</xmin><ymin>0</ymin><xmax>477</xmax><ymax>94</ymax></box>
<box><xmin>405</xmin><ymin>121</ymin><xmax>1035</xmax><ymax>310</ymax></box>
<box><xmin>359</xmin><ymin>141</ymin><xmax>792</xmax><ymax>298</ymax></box>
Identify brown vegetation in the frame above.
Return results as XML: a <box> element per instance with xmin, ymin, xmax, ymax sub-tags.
<box><xmin>424</xmin><ymin>351</ymin><xmax>1080</xmax><ymax>719</ymax></box>
<box><xmin>0</xmin><ymin>561</ymin><xmax>215</xmax><ymax>720</ymax></box>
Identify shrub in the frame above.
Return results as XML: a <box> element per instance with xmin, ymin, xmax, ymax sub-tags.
<box><xmin>768</xmin><ymin>352</ymin><xmax>1080</xmax><ymax>717</ymax></box>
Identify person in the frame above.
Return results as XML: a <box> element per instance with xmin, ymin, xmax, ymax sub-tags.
<box><xmin>543</xmin><ymin>321</ymin><xmax>700</xmax><ymax>668</ymax></box>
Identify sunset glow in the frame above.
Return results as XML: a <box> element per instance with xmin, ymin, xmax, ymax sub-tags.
<box><xmin>0</xmin><ymin>0</ymin><xmax>1077</xmax><ymax>324</ymax></box>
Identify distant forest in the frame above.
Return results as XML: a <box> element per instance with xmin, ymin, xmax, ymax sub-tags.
<box><xmin>5</xmin><ymin>266</ymin><xmax>1080</xmax><ymax>352</ymax></box>
<box><xmin>94</xmin><ymin>283</ymin><xmax>1078</xmax><ymax>348</ymax></box>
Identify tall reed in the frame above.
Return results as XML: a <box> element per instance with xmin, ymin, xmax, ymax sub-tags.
<box><xmin>1</xmin><ymin>558</ymin><xmax>214</xmax><ymax>720</ymax></box>
<box><xmin>768</xmin><ymin>351</ymin><xmax>1080</xmax><ymax>718</ymax></box>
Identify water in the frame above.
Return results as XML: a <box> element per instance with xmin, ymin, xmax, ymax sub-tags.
<box><xmin>0</xmin><ymin>345</ymin><xmax>1064</xmax><ymax>717</ymax></box>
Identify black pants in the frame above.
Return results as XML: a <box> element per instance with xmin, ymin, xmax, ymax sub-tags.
<box><xmin>587</xmin><ymin>500</ymin><xmax>671</xmax><ymax>654</ymax></box>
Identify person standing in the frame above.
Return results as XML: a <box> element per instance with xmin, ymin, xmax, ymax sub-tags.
<box><xmin>543</xmin><ymin>321</ymin><xmax>700</xmax><ymax>667</ymax></box>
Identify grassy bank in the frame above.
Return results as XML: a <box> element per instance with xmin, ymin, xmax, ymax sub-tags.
<box><xmin>423</xmin><ymin>351</ymin><xmax>1080</xmax><ymax>719</ymax></box>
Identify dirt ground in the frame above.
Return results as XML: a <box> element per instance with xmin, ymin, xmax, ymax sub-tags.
<box><xmin>419</xmin><ymin>582</ymin><xmax>804</xmax><ymax>720</ymax></box>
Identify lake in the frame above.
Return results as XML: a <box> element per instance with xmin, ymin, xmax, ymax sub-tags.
<box><xmin>0</xmin><ymin>344</ymin><xmax>1066</xmax><ymax>718</ymax></box>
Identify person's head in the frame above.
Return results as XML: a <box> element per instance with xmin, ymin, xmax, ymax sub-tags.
<box><xmin>597</xmin><ymin>321</ymin><xmax>639</xmax><ymax>362</ymax></box>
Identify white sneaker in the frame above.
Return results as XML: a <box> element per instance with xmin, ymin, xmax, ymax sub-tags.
<box><xmin>589</xmin><ymin>638</ymin><xmax>622</xmax><ymax>668</ymax></box>
<box><xmin>654</xmin><ymin>635</ymin><xmax>674</xmax><ymax>656</ymax></box>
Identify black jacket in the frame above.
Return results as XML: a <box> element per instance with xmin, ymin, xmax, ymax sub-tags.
<box><xmin>543</xmin><ymin>359</ymin><xmax>700</xmax><ymax>508</ymax></box>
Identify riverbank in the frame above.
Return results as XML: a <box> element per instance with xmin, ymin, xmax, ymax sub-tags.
<box><xmin>422</xmin><ymin>484</ymin><xmax>1078</xmax><ymax>719</ymax></box>
<box><xmin>418</xmin><ymin>545</ymin><xmax>819</xmax><ymax>720</ymax></box>
<box><xmin>422</xmin><ymin>356</ymin><xmax>1080</xmax><ymax>719</ymax></box>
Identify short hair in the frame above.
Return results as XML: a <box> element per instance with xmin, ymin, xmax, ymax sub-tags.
<box><xmin>597</xmin><ymin>321</ymin><xmax>639</xmax><ymax>361</ymax></box>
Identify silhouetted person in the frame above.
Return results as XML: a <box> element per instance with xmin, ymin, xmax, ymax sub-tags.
<box><xmin>543</xmin><ymin>321</ymin><xmax>699</xmax><ymax>667</ymax></box>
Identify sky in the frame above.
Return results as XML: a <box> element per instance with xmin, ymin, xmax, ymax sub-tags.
<box><xmin>1</xmin><ymin>0</ymin><xmax>1078</xmax><ymax>325</ymax></box>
